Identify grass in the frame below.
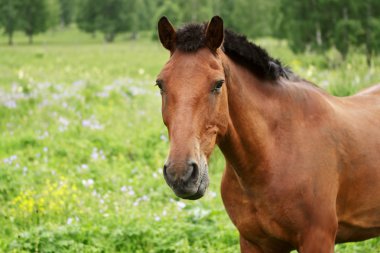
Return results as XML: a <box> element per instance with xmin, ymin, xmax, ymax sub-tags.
<box><xmin>0</xmin><ymin>27</ymin><xmax>379</xmax><ymax>252</ymax></box>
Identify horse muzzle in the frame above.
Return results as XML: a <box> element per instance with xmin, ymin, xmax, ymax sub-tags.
<box><xmin>163</xmin><ymin>159</ymin><xmax>209</xmax><ymax>200</ymax></box>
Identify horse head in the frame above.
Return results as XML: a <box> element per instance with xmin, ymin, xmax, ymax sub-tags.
<box><xmin>157</xmin><ymin>16</ymin><xmax>229</xmax><ymax>200</ymax></box>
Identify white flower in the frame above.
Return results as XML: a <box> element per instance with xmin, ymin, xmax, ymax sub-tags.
<box><xmin>67</xmin><ymin>217</ymin><xmax>73</xmax><ymax>225</ymax></box>
<box><xmin>4</xmin><ymin>100</ymin><xmax>17</xmax><ymax>108</ymax></box>
<box><xmin>82</xmin><ymin>117</ymin><xmax>103</xmax><ymax>130</ymax></box>
<box><xmin>209</xmin><ymin>191</ymin><xmax>217</xmax><ymax>198</ymax></box>
<box><xmin>82</xmin><ymin>179</ymin><xmax>94</xmax><ymax>188</ymax></box>
<box><xmin>177</xmin><ymin>201</ymin><xmax>186</xmax><ymax>210</ymax></box>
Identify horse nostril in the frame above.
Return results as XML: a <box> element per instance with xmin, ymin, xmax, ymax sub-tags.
<box><xmin>182</xmin><ymin>161</ymin><xmax>199</xmax><ymax>182</ymax></box>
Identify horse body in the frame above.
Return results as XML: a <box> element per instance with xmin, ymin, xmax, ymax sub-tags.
<box><xmin>219</xmin><ymin>55</ymin><xmax>380</xmax><ymax>251</ymax></box>
<box><xmin>157</xmin><ymin>16</ymin><xmax>380</xmax><ymax>252</ymax></box>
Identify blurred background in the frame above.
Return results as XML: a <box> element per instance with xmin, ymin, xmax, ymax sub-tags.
<box><xmin>1</xmin><ymin>0</ymin><xmax>380</xmax><ymax>63</ymax></box>
<box><xmin>0</xmin><ymin>0</ymin><xmax>379</xmax><ymax>252</ymax></box>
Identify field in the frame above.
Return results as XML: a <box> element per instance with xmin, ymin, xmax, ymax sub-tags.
<box><xmin>0</xmin><ymin>28</ymin><xmax>380</xmax><ymax>252</ymax></box>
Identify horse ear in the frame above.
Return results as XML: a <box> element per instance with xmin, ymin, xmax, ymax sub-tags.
<box><xmin>158</xmin><ymin>16</ymin><xmax>176</xmax><ymax>51</ymax></box>
<box><xmin>205</xmin><ymin>16</ymin><xmax>224</xmax><ymax>51</ymax></box>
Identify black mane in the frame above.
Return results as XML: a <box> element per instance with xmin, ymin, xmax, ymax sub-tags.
<box><xmin>175</xmin><ymin>23</ymin><xmax>293</xmax><ymax>81</ymax></box>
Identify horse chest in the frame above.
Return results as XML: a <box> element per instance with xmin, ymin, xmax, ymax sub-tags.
<box><xmin>221</xmin><ymin>168</ymin><xmax>291</xmax><ymax>243</ymax></box>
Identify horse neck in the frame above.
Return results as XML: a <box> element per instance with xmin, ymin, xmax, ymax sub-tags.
<box><xmin>218</xmin><ymin>55</ymin><xmax>332</xmax><ymax>184</ymax></box>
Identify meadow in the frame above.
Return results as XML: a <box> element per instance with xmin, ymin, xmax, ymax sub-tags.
<box><xmin>0</xmin><ymin>28</ymin><xmax>380</xmax><ymax>252</ymax></box>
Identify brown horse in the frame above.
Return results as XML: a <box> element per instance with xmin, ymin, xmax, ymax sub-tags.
<box><xmin>156</xmin><ymin>16</ymin><xmax>380</xmax><ymax>253</ymax></box>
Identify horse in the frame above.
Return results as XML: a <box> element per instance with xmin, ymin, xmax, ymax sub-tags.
<box><xmin>156</xmin><ymin>16</ymin><xmax>380</xmax><ymax>253</ymax></box>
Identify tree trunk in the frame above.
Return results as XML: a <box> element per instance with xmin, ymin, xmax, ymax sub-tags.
<box><xmin>342</xmin><ymin>7</ymin><xmax>349</xmax><ymax>60</ymax></box>
<box><xmin>130</xmin><ymin>32</ymin><xmax>138</xmax><ymax>40</ymax></box>
<box><xmin>104</xmin><ymin>32</ymin><xmax>115</xmax><ymax>43</ymax></box>
<box><xmin>8</xmin><ymin>32</ymin><xmax>13</xmax><ymax>46</ymax></box>
<box><xmin>310</xmin><ymin>0</ymin><xmax>322</xmax><ymax>49</ymax></box>
<box><xmin>29</xmin><ymin>35</ymin><xmax>33</xmax><ymax>44</ymax></box>
<box><xmin>365</xmin><ymin>3</ymin><xmax>372</xmax><ymax>67</ymax></box>
<box><xmin>315</xmin><ymin>22</ymin><xmax>322</xmax><ymax>47</ymax></box>
<box><xmin>191</xmin><ymin>0</ymin><xmax>197</xmax><ymax>22</ymax></box>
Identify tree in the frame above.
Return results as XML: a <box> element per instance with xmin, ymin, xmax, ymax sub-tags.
<box><xmin>59</xmin><ymin>0</ymin><xmax>76</xmax><ymax>26</ymax></box>
<box><xmin>0</xmin><ymin>0</ymin><xmax>21</xmax><ymax>45</ymax></box>
<box><xmin>76</xmin><ymin>0</ymin><xmax>98</xmax><ymax>36</ymax></box>
<box><xmin>46</xmin><ymin>0</ymin><xmax>61</xmax><ymax>29</ymax></box>
<box><xmin>18</xmin><ymin>0</ymin><xmax>50</xmax><ymax>44</ymax></box>
<box><xmin>77</xmin><ymin>0</ymin><xmax>129</xmax><ymax>42</ymax></box>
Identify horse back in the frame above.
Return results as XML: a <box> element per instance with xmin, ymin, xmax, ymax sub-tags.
<box><xmin>356</xmin><ymin>83</ymin><xmax>380</xmax><ymax>96</ymax></box>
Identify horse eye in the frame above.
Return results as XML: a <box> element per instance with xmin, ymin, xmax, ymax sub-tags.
<box><xmin>155</xmin><ymin>80</ymin><xmax>163</xmax><ymax>90</ymax></box>
<box><xmin>212</xmin><ymin>80</ymin><xmax>224</xmax><ymax>93</ymax></box>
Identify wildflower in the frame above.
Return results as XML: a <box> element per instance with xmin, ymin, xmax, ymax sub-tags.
<box><xmin>4</xmin><ymin>100</ymin><xmax>17</xmax><ymax>108</ymax></box>
<box><xmin>177</xmin><ymin>201</ymin><xmax>186</xmax><ymax>210</ymax></box>
<box><xmin>160</xmin><ymin>134</ymin><xmax>168</xmax><ymax>142</ymax></box>
<box><xmin>4</xmin><ymin>155</ymin><xmax>17</xmax><ymax>165</ymax></box>
<box><xmin>82</xmin><ymin>117</ymin><xmax>103</xmax><ymax>130</ymax></box>
<box><xmin>128</xmin><ymin>189</ymin><xmax>135</xmax><ymax>196</ymax></box>
<box><xmin>82</xmin><ymin>179</ymin><xmax>94</xmax><ymax>188</ymax></box>
<box><xmin>67</xmin><ymin>217</ymin><xmax>73</xmax><ymax>225</ymax></box>
<box><xmin>18</xmin><ymin>69</ymin><xmax>24</xmax><ymax>79</ymax></box>
<box><xmin>58</xmin><ymin>117</ymin><xmax>70</xmax><ymax>132</ymax></box>
<box><xmin>91</xmin><ymin>148</ymin><xmax>106</xmax><ymax>160</ymax></box>
<box><xmin>154</xmin><ymin>214</ymin><xmax>161</xmax><ymax>222</ymax></box>
<box><xmin>209</xmin><ymin>191</ymin><xmax>217</xmax><ymax>198</ymax></box>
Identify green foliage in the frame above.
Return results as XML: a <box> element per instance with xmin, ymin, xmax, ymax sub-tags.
<box><xmin>278</xmin><ymin>0</ymin><xmax>380</xmax><ymax>64</ymax></box>
<box><xmin>59</xmin><ymin>0</ymin><xmax>76</xmax><ymax>26</ymax></box>
<box><xmin>76</xmin><ymin>0</ymin><xmax>138</xmax><ymax>42</ymax></box>
<box><xmin>334</xmin><ymin>19</ymin><xmax>364</xmax><ymax>58</ymax></box>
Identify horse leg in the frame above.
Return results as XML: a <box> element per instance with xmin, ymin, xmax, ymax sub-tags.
<box><xmin>240</xmin><ymin>236</ymin><xmax>264</xmax><ymax>253</ymax></box>
<box><xmin>240</xmin><ymin>236</ymin><xmax>291</xmax><ymax>253</ymax></box>
<box><xmin>298</xmin><ymin>227</ymin><xmax>337</xmax><ymax>253</ymax></box>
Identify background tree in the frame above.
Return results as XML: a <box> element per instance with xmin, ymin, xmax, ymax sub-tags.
<box><xmin>76</xmin><ymin>0</ymin><xmax>129</xmax><ymax>42</ymax></box>
<box><xmin>46</xmin><ymin>0</ymin><xmax>61</xmax><ymax>29</ymax></box>
<box><xmin>18</xmin><ymin>0</ymin><xmax>50</xmax><ymax>44</ymax></box>
<box><xmin>59</xmin><ymin>0</ymin><xmax>76</xmax><ymax>26</ymax></box>
<box><xmin>0</xmin><ymin>0</ymin><xmax>21</xmax><ymax>45</ymax></box>
<box><xmin>76</xmin><ymin>0</ymin><xmax>99</xmax><ymax>36</ymax></box>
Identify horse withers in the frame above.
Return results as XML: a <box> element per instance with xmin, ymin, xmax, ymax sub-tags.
<box><xmin>156</xmin><ymin>16</ymin><xmax>380</xmax><ymax>253</ymax></box>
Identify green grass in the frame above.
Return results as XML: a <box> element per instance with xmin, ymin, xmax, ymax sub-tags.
<box><xmin>0</xmin><ymin>27</ymin><xmax>379</xmax><ymax>252</ymax></box>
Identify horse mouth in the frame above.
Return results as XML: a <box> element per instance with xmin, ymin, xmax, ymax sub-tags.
<box><xmin>172</xmin><ymin>166</ymin><xmax>209</xmax><ymax>200</ymax></box>
<box><xmin>181</xmin><ymin>173</ymin><xmax>209</xmax><ymax>200</ymax></box>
